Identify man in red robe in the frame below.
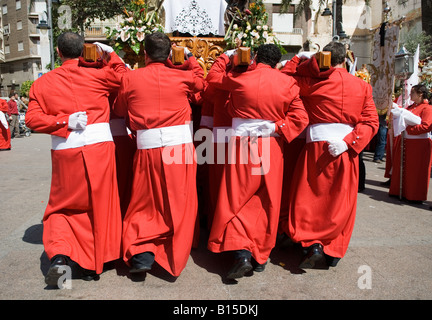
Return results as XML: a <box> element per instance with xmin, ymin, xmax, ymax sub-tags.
<box><xmin>0</xmin><ymin>98</ymin><xmax>11</xmax><ymax>150</ymax></box>
<box><xmin>206</xmin><ymin>44</ymin><xmax>309</xmax><ymax>280</ymax></box>
<box><xmin>25</xmin><ymin>32</ymin><xmax>127</xmax><ymax>287</ymax></box>
<box><xmin>114</xmin><ymin>32</ymin><xmax>205</xmax><ymax>277</ymax></box>
<box><xmin>281</xmin><ymin>42</ymin><xmax>379</xmax><ymax>268</ymax></box>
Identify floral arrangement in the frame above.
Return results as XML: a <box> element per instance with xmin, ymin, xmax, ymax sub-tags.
<box><xmin>224</xmin><ymin>0</ymin><xmax>285</xmax><ymax>53</ymax></box>
<box><xmin>355</xmin><ymin>64</ymin><xmax>371</xmax><ymax>83</ymax></box>
<box><xmin>105</xmin><ymin>0</ymin><xmax>164</xmax><ymax>55</ymax></box>
<box><xmin>419</xmin><ymin>58</ymin><xmax>432</xmax><ymax>93</ymax></box>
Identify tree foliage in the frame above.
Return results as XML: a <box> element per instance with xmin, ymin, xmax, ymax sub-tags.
<box><xmin>400</xmin><ymin>30</ymin><xmax>432</xmax><ymax>60</ymax></box>
<box><xmin>60</xmin><ymin>0</ymin><xmax>129</xmax><ymax>33</ymax></box>
<box><xmin>20</xmin><ymin>80</ymin><xmax>34</xmax><ymax>98</ymax></box>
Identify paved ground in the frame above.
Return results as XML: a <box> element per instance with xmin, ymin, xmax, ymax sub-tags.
<box><xmin>1</xmin><ymin>133</ymin><xmax>431</xmax><ymax>309</ymax></box>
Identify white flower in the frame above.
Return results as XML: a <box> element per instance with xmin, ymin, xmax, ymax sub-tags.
<box><xmin>136</xmin><ymin>31</ymin><xmax>145</xmax><ymax>42</ymax></box>
<box><xmin>233</xmin><ymin>24</ymin><xmax>238</xmax><ymax>30</ymax></box>
<box><xmin>256</xmin><ymin>25</ymin><xmax>262</xmax><ymax>31</ymax></box>
<box><xmin>263</xmin><ymin>25</ymin><xmax>268</xmax><ymax>31</ymax></box>
<box><xmin>120</xmin><ymin>30</ymin><xmax>130</xmax><ymax>42</ymax></box>
<box><xmin>127</xmin><ymin>17</ymin><xmax>134</xmax><ymax>23</ymax></box>
<box><xmin>138</xmin><ymin>20</ymin><xmax>143</xmax><ymax>24</ymax></box>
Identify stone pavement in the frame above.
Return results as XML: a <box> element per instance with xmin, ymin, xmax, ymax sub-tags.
<box><xmin>1</xmin><ymin>133</ymin><xmax>431</xmax><ymax>307</ymax></box>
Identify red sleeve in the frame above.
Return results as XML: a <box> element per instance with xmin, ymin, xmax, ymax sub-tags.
<box><xmin>343</xmin><ymin>84</ymin><xmax>379</xmax><ymax>153</ymax></box>
<box><xmin>406</xmin><ymin>105</ymin><xmax>432</xmax><ymax>135</ymax></box>
<box><xmin>205</xmin><ymin>54</ymin><xmax>231</xmax><ymax>90</ymax></box>
<box><xmin>187</xmin><ymin>56</ymin><xmax>205</xmax><ymax>93</ymax></box>
<box><xmin>275</xmin><ymin>80</ymin><xmax>309</xmax><ymax>142</ymax></box>
<box><xmin>280</xmin><ymin>55</ymin><xmax>301</xmax><ymax>76</ymax></box>
<box><xmin>25</xmin><ymin>81</ymin><xmax>70</xmax><ymax>138</ymax></box>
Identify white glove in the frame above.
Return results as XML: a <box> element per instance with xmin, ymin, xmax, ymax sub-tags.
<box><xmin>257</xmin><ymin>122</ymin><xmax>276</xmax><ymax>136</ymax></box>
<box><xmin>183</xmin><ymin>46</ymin><xmax>193</xmax><ymax>58</ymax></box>
<box><xmin>0</xmin><ymin>112</ymin><xmax>8</xmax><ymax>129</ymax></box>
<box><xmin>94</xmin><ymin>42</ymin><xmax>114</xmax><ymax>54</ymax></box>
<box><xmin>327</xmin><ymin>139</ymin><xmax>348</xmax><ymax>157</ymax></box>
<box><xmin>296</xmin><ymin>51</ymin><xmax>315</xmax><ymax>59</ymax></box>
<box><xmin>280</xmin><ymin>60</ymin><xmax>288</xmax><ymax>67</ymax></box>
<box><xmin>68</xmin><ymin>111</ymin><xmax>88</xmax><ymax>130</ymax></box>
<box><xmin>224</xmin><ymin>49</ymin><xmax>237</xmax><ymax>58</ymax></box>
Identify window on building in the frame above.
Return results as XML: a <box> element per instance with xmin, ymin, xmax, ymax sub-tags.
<box><xmin>18</xmin><ymin>41</ymin><xmax>24</xmax><ymax>51</ymax></box>
<box><xmin>16</xmin><ymin>0</ymin><xmax>21</xmax><ymax>10</ymax></box>
<box><xmin>23</xmin><ymin>62</ymin><xmax>29</xmax><ymax>71</ymax></box>
<box><xmin>17</xmin><ymin>20</ymin><xmax>22</xmax><ymax>30</ymax></box>
<box><xmin>3</xmin><ymin>24</ymin><xmax>10</xmax><ymax>35</ymax></box>
<box><xmin>5</xmin><ymin>45</ymin><xmax>10</xmax><ymax>54</ymax></box>
<box><xmin>2</xmin><ymin>5</ymin><xmax>7</xmax><ymax>15</ymax></box>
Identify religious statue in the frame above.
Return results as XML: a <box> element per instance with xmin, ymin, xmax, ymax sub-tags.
<box><xmin>224</xmin><ymin>0</ymin><xmax>250</xmax><ymax>33</ymax></box>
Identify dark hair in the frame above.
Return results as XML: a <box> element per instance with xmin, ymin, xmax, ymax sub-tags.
<box><xmin>57</xmin><ymin>32</ymin><xmax>84</xmax><ymax>59</ymax></box>
<box><xmin>8</xmin><ymin>92</ymin><xmax>14</xmax><ymax>98</ymax></box>
<box><xmin>255</xmin><ymin>44</ymin><xmax>282</xmax><ymax>68</ymax></box>
<box><xmin>323</xmin><ymin>41</ymin><xmax>346</xmax><ymax>66</ymax></box>
<box><xmin>144</xmin><ymin>32</ymin><xmax>171</xmax><ymax>62</ymax></box>
<box><xmin>411</xmin><ymin>84</ymin><xmax>430</xmax><ymax>101</ymax></box>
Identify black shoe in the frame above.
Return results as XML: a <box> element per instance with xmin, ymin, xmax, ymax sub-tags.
<box><xmin>251</xmin><ymin>258</ymin><xmax>267</xmax><ymax>272</ymax></box>
<box><xmin>81</xmin><ymin>268</ymin><xmax>100</xmax><ymax>281</ymax></box>
<box><xmin>130</xmin><ymin>252</ymin><xmax>155</xmax><ymax>273</ymax></box>
<box><xmin>324</xmin><ymin>254</ymin><xmax>341</xmax><ymax>267</ymax></box>
<box><xmin>226</xmin><ymin>257</ymin><xmax>253</xmax><ymax>279</ymax></box>
<box><xmin>45</xmin><ymin>255</ymin><xmax>69</xmax><ymax>287</ymax></box>
<box><xmin>299</xmin><ymin>243</ymin><xmax>324</xmax><ymax>269</ymax></box>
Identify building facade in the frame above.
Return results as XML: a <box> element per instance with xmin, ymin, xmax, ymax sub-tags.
<box><xmin>0</xmin><ymin>0</ymin><xmax>427</xmax><ymax>97</ymax></box>
<box><xmin>0</xmin><ymin>0</ymin><xmax>48</xmax><ymax>97</ymax></box>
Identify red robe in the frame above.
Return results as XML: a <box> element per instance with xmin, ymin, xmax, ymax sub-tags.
<box><xmin>282</xmin><ymin>56</ymin><xmax>379</xmax><ymax>259</ymax></box>
<box><xmin>206</xmin><ymin>54</ymin><xmax>309</xmax><ymax>264</ymax></box>
<box><xmin>114</xmin><ymin>57</ymin><xmax>205</xmax><ymax>277</ymax></box>
<box><xmin>389</xmin><ymin>101</ymin><xmax>432</xmax><ymax>201</ymax></box>
<box><xmin>0</xmin><ymin>99</ymin><xmax>11</xmax><ymax>150</ymax></box>
<box><xmin>25</xmin><ymin>52</ymin><xmax>126</xmax><ymax>274</ymax></box>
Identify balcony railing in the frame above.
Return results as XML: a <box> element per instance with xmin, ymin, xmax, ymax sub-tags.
<box><xmin>85</xmin><ymin>21</ymin><xmax>118</xmax><ymax>39</ymax></box>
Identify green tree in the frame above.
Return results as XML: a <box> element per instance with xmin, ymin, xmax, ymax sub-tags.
<box><xmin>20</xmin><ymin>80</ymin><xmax>34</xmax><ymax>98</ymax></box>
<box><xmin>60</xmin><ymin>0</ymin><xmax>129</xmax><ymax>34</ymax></box>
<box><xmin>399</xmin><ymin>30</ymin><xmax>432</xmax><ymax>60</ymax></box>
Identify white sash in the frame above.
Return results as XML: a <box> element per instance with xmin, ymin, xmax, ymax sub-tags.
<box><xmin>405</xmin><ymin>132</ymin><xmax>432</xmax><ymax>140</ymax></box>
<box><xmin>51</xmin><ymin>123</ymin><xmax>113</xmax><ymax>150</ymax></box>
<box><xmin>306</xmin><ymin>123</ymin><xmax>354</xmax><ymax>143</ymax></box>
<box><xmin>232</xmin><ymin>117</ymin><xmax>279</xmax><ymax>137</ymax></box>
<box><xmin>136</xmin><ymin>123</ymin><xmax>193</xmax><ymax>149</ymax></box>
